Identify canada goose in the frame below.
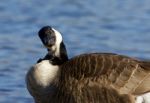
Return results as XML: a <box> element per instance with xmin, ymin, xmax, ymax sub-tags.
<box><xmin>26</xmin><ymin>26</ymin><xmax>150</xmax><ymax>103</ymax></box>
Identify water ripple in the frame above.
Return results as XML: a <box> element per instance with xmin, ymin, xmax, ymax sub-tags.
<box><xmin>0</xmin><ymin>0</ymin><xmax>150</xmax><ymax>103</ymax></box>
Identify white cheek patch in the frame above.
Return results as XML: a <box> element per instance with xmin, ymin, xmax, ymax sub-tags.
<box><xmin>51</xmin><ymin>45</ymin><xmax>56</xmax><ymax>52</ymax></box>
<box><xmin>52</xmin><ymin>28</ymin><xmax>63</xmax><ymax>57</ymax></box>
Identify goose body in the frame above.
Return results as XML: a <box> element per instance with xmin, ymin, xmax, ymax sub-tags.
<box><xmin>26</xmin><ymin>26</ymin><xmax>150</xmax><ymax>103</ymax></box>
<box><xmin>27</xmin><ymin>53</ymin><xmax>137</xmax><ymax>103</ymax></box>
<box><xmin>27</xmin><ymin>53</ymin><xmax>150</xmax><ymax>103</ymax></box>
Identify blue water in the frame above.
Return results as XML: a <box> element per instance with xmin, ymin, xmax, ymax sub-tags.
<box><xmin>0</xmin><ymin>0</ymin><xmax>150</xmax><ymax>103</ymax></box>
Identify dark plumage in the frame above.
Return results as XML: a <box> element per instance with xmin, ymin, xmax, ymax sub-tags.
<box><xmin>50</xmin><ymin>83</ymin><xmax>134</xmax><ymax>103</ymax></box>
<box><xmin>59</xmin><ymin>53</ymin><xmax>150</xmax><ymax>95</ymax></box>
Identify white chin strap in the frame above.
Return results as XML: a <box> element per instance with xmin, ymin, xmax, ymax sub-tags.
<box><xmin>52</xmin><ymin>28</ymin><xmax>63</xmax><ymax>57</ymax></box>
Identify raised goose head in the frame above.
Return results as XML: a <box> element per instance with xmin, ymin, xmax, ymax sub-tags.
<box><xmin>38</xmin><ymin>26</ymin><xmax>68</xmax><ymax>63</ymax></box>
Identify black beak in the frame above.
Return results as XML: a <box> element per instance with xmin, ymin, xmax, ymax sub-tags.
<box><xmin>42</xmin><ymin>36</ymin><xmax>55</xmax><ymax>47</ymax></box>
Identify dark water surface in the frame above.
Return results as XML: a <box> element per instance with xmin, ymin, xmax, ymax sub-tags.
<box><xmin>0</xmin><ymin>0</ymin><xmax>150</xmax><ymax>103</ymax></box>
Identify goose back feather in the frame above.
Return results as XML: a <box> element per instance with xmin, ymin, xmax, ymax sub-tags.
<box><xmin>59</xmin><ymin>53</ymin><xmax>150</xmax><ymax>95</ymax></box>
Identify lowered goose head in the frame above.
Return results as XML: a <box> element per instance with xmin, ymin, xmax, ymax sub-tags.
<box><xmin>38</xmin><ymin>26</ymin><xmax>68</xmax><ymax>63</ymax></box>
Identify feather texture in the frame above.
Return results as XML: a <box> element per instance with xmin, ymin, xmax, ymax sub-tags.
<box><xmin>59</xmin><ymin>53</ymin><xmax>150</xmax><ymax>95</ymax></box>
<box><xmin>26</xmin><ymin>53</ymin><xmax>150</xmax><ymax>103</ymax></box>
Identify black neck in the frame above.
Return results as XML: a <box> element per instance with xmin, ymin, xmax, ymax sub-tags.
<box><xmin>37</xmin><ymin>41</ymin><xmax>68</xmax><ymax>65</ymax></box>
<box><xmin>50</xmin><ymin>41</ymin><xmax>68</xmax><ymax>65</ymax></box>
<box><xmin>59</xmin><ymin>41</ymin><xmax>68</xmax><ymax>62</ymax></box>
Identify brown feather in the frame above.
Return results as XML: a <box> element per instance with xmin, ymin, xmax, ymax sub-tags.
<box><xmin>60</xmin><ymin>53</ymin><xmax>150</xmax><ymax>95</ymax></box>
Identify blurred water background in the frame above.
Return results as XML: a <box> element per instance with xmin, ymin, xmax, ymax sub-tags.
<box><xmin>0</xmin><ymin>0</ymin><xmax>150</xmax><ymax>103</ymax></box>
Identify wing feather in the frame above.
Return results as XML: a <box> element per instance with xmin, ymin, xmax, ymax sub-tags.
<box><xmin>60</xmin><ymin>53</ymin><xmax>150</xmax><ymax>95</ymax></box>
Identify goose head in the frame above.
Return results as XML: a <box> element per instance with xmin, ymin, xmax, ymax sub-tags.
<box><xmin>38</xmin><ymin>26</ymin><xmax>68</xmax><ymax>63</ymax></box>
